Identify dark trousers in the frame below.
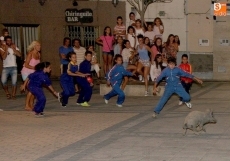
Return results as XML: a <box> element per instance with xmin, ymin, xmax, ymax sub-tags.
<box><xmin>29</xmin><ymin>86</ymin><xmax>46</xmax><ymax>113</ymax></box>
<box><xmin>77</xmin><ymin>79</ymin><xmax>92</xmax><ymax>103</ymax></box>
<box><xmin>180</xmin><ymin>81</ymin><xmax>192</xmax><ymax>101</ymax></box>
<box><xmin>60</xmin><ymin>75</ymin><xmax>75</xmax><ymax>105</ymax></box>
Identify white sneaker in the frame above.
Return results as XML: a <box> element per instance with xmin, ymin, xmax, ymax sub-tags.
<box><xmin>76</xmin><ymin>103</ymin><xmax>81</xmax><ymax>105</ymax></box>
<box><xmin>144</xmin><ymin>91</ymin><xmax>149</xmax><ymax>96</ymax></box>
<box><xmin>141</xmin><ymin>79</ymin><xmax>145</xmax><ymax>82</ymax></box>
<box><xmin>178</xmin><ymin>101</ymin><xmax>183</xmax><ymax>106</ymax></box>
<box><xmin>185</xmin><ymin>102</ymin><xmax>192</xmax><ymax>109</ymax></box>
<box><xmin>152</xmin><ymin>112</ymin><xmax>158</xmax><ymax>118</ymax></box>
<box><xmin>116</xmin><ymin>104</ymin><xmax>123</xmax><ymax>107</ymax></box>
<box><xmin>104</xmin><ymin>99</ymin><xmax>108</xmax><ymax>104</ymax></box>
<box><xmin>138</xmin><ymin>75</ymin><xmax>143</xmax><ymax>81</ymax></box>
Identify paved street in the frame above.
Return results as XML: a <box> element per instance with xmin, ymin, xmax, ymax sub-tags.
<box><xmin>0</xmin><ymin>81</ymin><xmax>230</xmax><ymax>161</ymax></box>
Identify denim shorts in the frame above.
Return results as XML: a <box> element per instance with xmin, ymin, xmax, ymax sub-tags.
<box><xmin>1</xmin><ymin>66</ymin><xmax>18</xmax><ymax>86</ymax></box>
<box><xmin>103</xmin><ymin>51</ymin><xmax>114</xmax><ymax>57</ymax></box>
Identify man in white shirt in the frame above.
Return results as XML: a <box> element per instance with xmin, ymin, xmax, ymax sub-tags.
<box><xmin>0</xmin><ymin>36</ymin><xmax>21</xmax><ymax>99</ymax></box>
<box><xmin>73</xmin><ymin>39</ymin><xmax>86</xmax><ymax>64</ymax></box>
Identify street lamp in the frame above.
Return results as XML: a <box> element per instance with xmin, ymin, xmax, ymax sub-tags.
<box><xmin>112</xmin><ymin>0</ymin><xmax>119</xmax><ymax>7</ymax></box>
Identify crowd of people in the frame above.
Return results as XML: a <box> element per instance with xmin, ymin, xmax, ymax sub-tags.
<box><xmin>0</xmin><ymin>12</ymin><xmax>203</xmax><ymax>117</ymax></box>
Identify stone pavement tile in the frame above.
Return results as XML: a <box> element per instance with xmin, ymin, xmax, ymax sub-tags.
<box><xmin>170</xmin><ymin>157</ymin><xmax>202</xmax><ymax>161</ymax></box>
<box><xmin>139</xmin><ymin>156</ymin><xmax>172</xmax><ymax>161</ymax></box>
<box><xmin>200</xmin><ymin>155</ymin><xmax>230</xmax><ymax>161</ymax></box>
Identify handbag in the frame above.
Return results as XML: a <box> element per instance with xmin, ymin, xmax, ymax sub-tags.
<box><xmin>104</xmin><ymin>36</ymin><xmax>114</xmax><ymax>55</ymax></box>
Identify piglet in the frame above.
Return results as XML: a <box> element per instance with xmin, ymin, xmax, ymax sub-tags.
<box><xmin>183</xmin><ymin>109</ymin><xmax>217</xmax><ymax>135</ymax></box>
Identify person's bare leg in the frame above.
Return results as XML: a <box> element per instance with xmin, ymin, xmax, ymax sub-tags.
<box><xmin>143</xmin><ymin>66</ymin><xmax>150</xmax><ymax>91</ymax></box>
<box><xmin>102</xmin><ymin>54</ymin><xmax>108</xmax><ymax>76</ymax></box>
<box><xmin>108</xmin><ymin>55</ymin><xmax>113</xmax><ymax>71</ymax></box>
<box><xmin>3</xmin><ymin>85</ymin><xmax>11</xmax><ymax>99</ymax></box>
<box><xmin>11</xmin><ymin>86</ymin><xmax>17</xmax><ymax>99</ymax></box>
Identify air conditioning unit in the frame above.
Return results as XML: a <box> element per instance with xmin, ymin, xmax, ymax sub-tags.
<box><xmin>199</xmin><ymin>39</ymin><xmax>209</xmax><ymax>46</ymax></box>
<box><xmin>220</xmin><ymin>39</ymin><xmax>229</xmax><ymax>46</ymax></box>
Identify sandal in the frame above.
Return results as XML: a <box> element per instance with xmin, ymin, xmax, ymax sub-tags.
<box><xmin>11</xmin><ymin>95</ymin><xmax>16</xmax><ymax>100</ymax></box>
<box><xmin>6</xmin><ymin>94</ymin><xmax>11</xmax><ymax>99</ymax></box>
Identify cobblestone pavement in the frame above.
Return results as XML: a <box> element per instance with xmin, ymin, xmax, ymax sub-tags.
<box><xmin>0</xmin><ymin>81</ymin><xmax>230</xmax><ymax>161</ymax></box>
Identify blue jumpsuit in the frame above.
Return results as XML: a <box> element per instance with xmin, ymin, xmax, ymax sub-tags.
<box><xmin>77</xmin><ymin>60</ymin><xmax>92</xmax><ymax>103</ymax></box>
<box><xmin>28</xmin><ymin>71</ymin><xmax>52</xmax><ymax>114</ymax></box>
<box><xmin>104</xmin><ymin>64</ymin><xmax>132</xmax><ymax>105</ymax></box>
<box><xmin>154</xmin><ymin>66</ymin><xmax>194</xmax><ymax>114</ymax></box>
<box><xmin>60</xmin><ymin>62</ymin><xmax>78</xmax><ymax>106</ymax></box>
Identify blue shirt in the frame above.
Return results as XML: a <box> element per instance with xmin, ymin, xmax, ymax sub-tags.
<box><xmin>156</xmin><ymin>67</ymin><xmax>194</xmax><ymax>87</ymax></box>
<box><xmin>107</xmin><ymin>64</ymin><xmax>132</xmax><ymax>86</ymax></box>
<box><xmin>137</xmin><ymin>45</ymin><xmax>149</xmax><ymax>61</ymax></box>
<box><xmin>59</xmin><ymin>46</ymin><xmax>74</xmax><ymax>65</ymax></box>
<box><xmin>28</xmin><ymin>71</ymin><xmax>51</xmax><ymax>88</ymax></box>
<box><xmin>78</xmin><ymin>59</ymin><xmax>91</xmax><ymax>74</ymax></box>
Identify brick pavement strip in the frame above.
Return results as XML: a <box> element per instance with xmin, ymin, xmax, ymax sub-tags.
<box><xmin>1</xmin><ymin>82</ymin><xmax>230</xmax><ymax>161</ymax></box>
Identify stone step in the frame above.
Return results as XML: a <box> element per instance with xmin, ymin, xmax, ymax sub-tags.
<box><xmin>100</xmin><ymin>83</ymin><xmax>165</xmax><ymax>96</ymax></box>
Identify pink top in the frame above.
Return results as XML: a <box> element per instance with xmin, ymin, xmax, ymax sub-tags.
<box><xmin>100</xmin><ymin>35</ymin><xmax>114</xmax><ymax>52</ymax></box>
<box><xmin>151</xmin><ymin>46</ymin><xmax>160</xmax><ymax>59</ymax></box>
<box><xmin>21</xmin><ymin>55</ymin><xmax>40</xmax><ymax>75</ymax></box>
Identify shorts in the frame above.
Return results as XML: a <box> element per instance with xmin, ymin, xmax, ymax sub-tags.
<box><xmin>139</xmin><ymin>59</ymin><xmax>150</xmax><ymax>67</ymax></box>
<box><xmin>1</xmin><ymin>67</ymin><xmax>18</xmax><ymax>86</ymax></box>
<box><xmin>103</xmin><ymin>51</ymin><xmax>114</xmax><ymax>57</ymax></box>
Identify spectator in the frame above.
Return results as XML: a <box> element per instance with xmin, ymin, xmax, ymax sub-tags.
<box><xmin>126</xmin><ymin>26</ymin><xmax>136</xmax><ymax>49</ymax></box>
<box><xmin>129</xmin><ymin>12</ymin><xmax>136</xmax><ymax>26</ymax></box>
<box><xmin>114</xmin><ymin>36</ymin><xmax>123</xmax><ymax>56</ymax></box>
<box><xmin>73</xmin><ymin>38</ymin><xmax>86</xmax><ymax>64</ymax></box>
<box><xmin>164</xmin><ymin>34</ymin><xmax>178</xmax><ymax>58</ymax></box>
<box><xmin>174</xmin><ymin>35</ymin><xmax>180</xmax><ymax>52</ymax></box>
<box><xmin>121</xmin><ymin>40</ymin><xmax>137</xmax><ymax>90</ymax></box>
<box><xmin>113</xmin><ymin>16</ymin><xmax>126</xmax><ymax>39</ymax></box>
<box><xmin>0</xmin><ymin>36</ymin><xmax>22</xmax><ymax>99</ymax></box>
<box><xmin>153</xmin><ymin>17</ymin><xmax>164</xmax><ymax>40</ymax></box>
<box><xmin>59</xmin><ymin>37</ymin><xmax>73</xmax><ymax>74</ymax></box>
<box><xmin>0</xmin><ymin>28</ymin><xmax>9</xmax><ymax>45</ymax></box>
<box><xmin>151</xmin><ymin>37</ymin><xmax>163</xmax><ymax>59</ymax></box>
<box><xmin>87</xmin><ymin>45</ymin><xmax>101</xmax><ymax>80</ymax></box>
<box><xmin>144</xmin><ymin>24</ymin><xmax>155</xmax><ymax>45</ymax></box>
<box><xmin>150</xmin><ymin>54</ymin><xmax>163</xmax><ymax>82</ymax></box>
<box><xmin>134</xmin><ymin>19</ymin><xmax>145</xmax><ymax>47</ymax></box>
<box><xmin>21</xmin><ymin>41</ymin><xmax>41</xmax><ymax>111</ymax></box>
<box><xmin>136</xmin><ymin>34</ymin><xmax>153</xmax><ymax>96</ymax></box>
<box><xmin>96</xmin><ymin>26</ymin><xmax>115</xmax><ymax>75</ymax></box>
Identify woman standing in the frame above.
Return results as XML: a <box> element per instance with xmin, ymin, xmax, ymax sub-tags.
<box><xmin>21</xmin><ymin>41</ymin><xmax>41</xmax><ymax>111</ymax></box>
<box><xmin>113</xmin><ymin>36</ymin><xmax>123</xmax><ymax>56</ymax></box>
<box><xmin>134</xmin><ymin>19</ymin><xmax>145</xmax><ymax>47</ymax></box>
<box><xmin>96</xmin><ymin>26</ymin><xmax>114</xmax><ymax>75</ymax></box>
<box><xmin>164</xmin><ymin>34</ymin><xmax>178</xmax><ymax>58</ymax></box>
<box><xmin>136</xmin><ymin>35</ymin><xmax>153</xmax><ymax>96</ymax></box>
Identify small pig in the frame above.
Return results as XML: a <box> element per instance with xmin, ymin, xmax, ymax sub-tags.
<box><xmin>183</xmin><ymin>109</ymin><xmax>217</xmax><ymax>135</ymax></box>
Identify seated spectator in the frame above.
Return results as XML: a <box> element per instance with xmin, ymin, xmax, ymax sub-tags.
<box><xmin>151</xmin><ymin>37</ymin><xmax>163</xmax><ymax>59</ymax></box>
<box><xmin>87</xmin><ymin>45</ymin><xmax>100</xmax><ymax>80</ymax></box>
<box><xmin>134</xmin><ymin>19</ymin><xmax>145</xmax><ymax>47</ymax></box>
<box><xmin>174</xmin><ymin>35</ymin><xmax>180</xmax><ymax>52</ymax></box>
<box><xmin>144</xmin><ymin>24</ymin><xmax>155</xmax><ymax>45</ymax></box>
<box><xmin>126</xmin><ymin>26</ymin><xmax>136</xmax><ymax>49</ymax></box>
<box><xmin>121</xmin><ymin>40</ymin><xmax>137</xmax><ymax>90</ymax></box>
<box><xmin>150</xmin><ymin>54</ymin><xmax>163</xmax><ymax>82</ymax></box>
<box><xmin>114</xmin><ymin>36</ymin><xmax>123</xmax><ymax>56</ymax></box>
<box><xmin>163</xmin><ymin>34</ymin><xmax>178</xmax><ymax>58</ymax></box>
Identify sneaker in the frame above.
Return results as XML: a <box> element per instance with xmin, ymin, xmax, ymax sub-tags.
<box><xmin>144</xmin><ymin>91</ymin><xmax>149</xmax><ymax>96</ymax></box>
<box><xmin>81</xmin><ymin>102</ymin><xmax>90</xmax><ymax>107</ymax></box>
<box><xmin>61</xmin><ymin>104</ymin><xmax>66</xmax><ymax>108</ymax></box>
<box><xmin>76</xmin><ymin>102</ymin><xmax>81</xmax><ymax>105</ymax></box>
<box><xmin>185</xmin><ymin>102</ymin><xmax>192</xmax><ymax>109</ymax></box>
<box><xmin>138</xmin><ymin>75</ymin><xmax>143</xmax><ymax>81</ymax></box>
<box><xmin>141</xmin><ymin>79</ymin><xmax>145</xmax><ymax>83</ymax></box>
<box><xmin>104</xmin><ymin>99</ymin><xmax>109</xmax><ymax>104</ymax></box>
<box><xmin>152</xmin><ymin>112</ymin><xmax>158</xmax><ymax>118</ymax></box>
<box><xmin>35</xmin><ymin>113</ymin><xmax>44</xmax><ymax>118</ymax></box>
<box><xmin>116</xmin><ymin>104</ymin><xmax>123</xmax><ymax>107</ymax></box>
<box><xmin>178</xmin><ymin>101</ymin><xmax>183</xmax><ymax>106</ymax></box>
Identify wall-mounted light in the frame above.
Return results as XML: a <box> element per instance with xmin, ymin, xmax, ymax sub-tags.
<box><xmin>73</xmin><ymin>0</ymin><xmax>78</xmax><ymax>6</ymax></box>
<box><xmin>39</xmin><ymin>0</ymin><xmax>46</xmax><ymax>6</ymax></box>
<box><xmin>112</xmin><ymin>0</ymin><xmax>119</xmax><ymax>7</ymax></box>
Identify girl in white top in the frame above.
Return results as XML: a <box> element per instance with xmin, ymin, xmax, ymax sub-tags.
<box><xmin>121</xmin><ymin>40</ymin><xmax>137</xmax><ymax>90</ymax></box>
<box><xmin>153</xmin><ymin>17</ymin><xmax>164</xmax><ymax>41</ymax></box>
<box><xmin>126</xmin><ymin>26</ymin><xmax>136</xmax><ymax>49</ymax></box>
<box><xmin>134</xmin><ymin>19</ymin><xmax>145</xmax><ymax>47</ymax></box>
<box><xmin>144</xmin><ymin>24</ymin><xmax>155</xmax><ymax>45</ymax></box>
<box><xmin>150</xmin><ymin>54</ymin><xmax>163</xmax><ymax>82</ymax></box>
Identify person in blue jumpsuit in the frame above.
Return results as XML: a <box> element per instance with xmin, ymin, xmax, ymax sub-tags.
<box><xmin>152</xmin><ymin>57</ymin><xmax>203</xmax><ymax>118</ymax></box>
<box><xmin>76</xmin><ymin>51</ymin><xmax>93</xmax><ymax>107</ymax></box>
<box><xmin>59</xmin><ymin>52</ymin><xmax>90</xmax><ymax>107</ymax></box>
<box><xmin>104</xmin><ymin>54</ymin><xmax>133</xmax><ymax>107</ymax></box>
<box><xmin>20</xmin><ymin>62</ymin><xmax>59</xmax><ymax>117</ymax></box>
